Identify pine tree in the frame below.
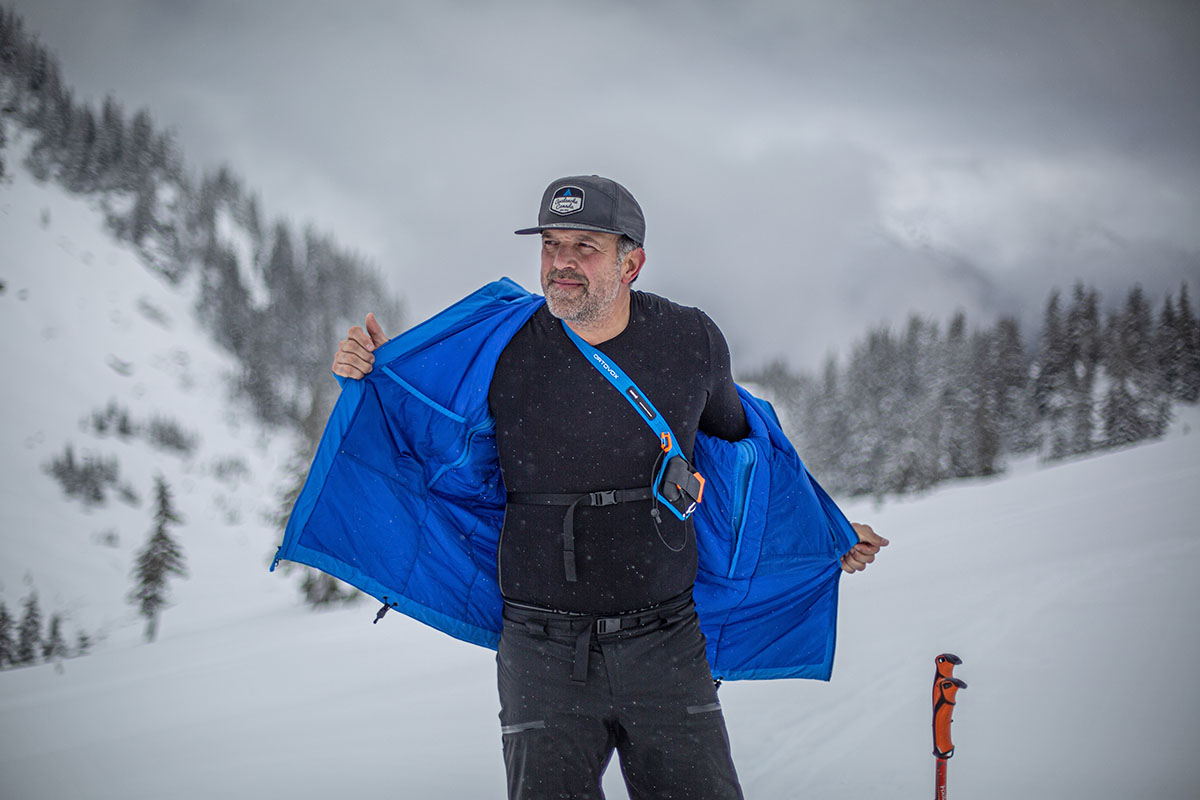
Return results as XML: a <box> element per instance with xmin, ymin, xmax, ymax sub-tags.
<box><xmin>841</xmin><ymin>327</ymin><xmax>897</xmax><ymax>496</ymax></box>
<box><xmin>1102</xmin><ymin>286</ymin><xmax>1171</xmax><ymax>446</ymax></box>
<box><xmin>126</xmin><ymin>175</ymin><xmax>157</xmax><ymax>245</ymax></box>
<box><xmin>299</xmin><ymin>571</ymin><xmax>358</xmax><ymax>606</ymax></box>
<box><xmin>1175</xmin><ymin>283</ymin><xmax>1200</xmax><ymax>402</ymax></box>
<box><xmin>1064</xmin><ymin>283</ymin><xmax>1101</xmax><ymax>456</ymax></box>
<box><xmin>119</xmin><ymin>108</ymin><xmax>155</xmax><ymax>190</ymax></box>
<box><xmin>94</xmin><ymin>95</ymin><xmax>126</xmax><ymax>191</ymax></box>
<box><xmin>196</xmin><ymin>242</ymin><xmax>252</xmax><ymax>356</ymax></box>
<box><xmin>264</xmin><ymin>221</ymin><xmax>298</xmax><ymax>313</ymax></box>
<box><xmin>25</xmin><ymin>85</ymin><xmax>74</xmax><ymax>180</ymax></box>
<box><xmin>128</xmin><ymin>475</ymin><xmax>187</xmax><ymax>642</ymax></box>
<box><xmin>1156</xmin><ymin>290</ymin><xmax>1181</xmax><ymax>398</ymax></box>
<box><xmin>968</xmin><ymin>329</ymin><xmax>1001</xmax><ymax>476</ymax></box>
<box><xmin>989</xmin><ymin>315</ymin><xmax>1037</xmax><ymax>454</ymax></box>
<box><xmin>907</xmin><ymin>316</ymin><xmax>949</xmax><ymax>489</ymax></box>
<box><xmin>61</xmin><ymin>102</ymin><xmax>98</xmax><ymax>192</ymax></box>
<box><xmin>0</xmin><ymin>8</ymin><xmax>18</xmax><ymax>74</ymax></box>
<box><xmin>15</xmin><ymin>590</ymin><xmax>41</xmax><ymax>665</ymax></box>
<box><xmin>0</xmin><ymin>601</ymin><xmax>14</xmax><ymax>668</ymax></box>
<box><xmin>42</xmin><ymin>613</ymin><xmax>68</xmax><ymax>662</ymax></box>
<box><xmin>1033</xmin><ymin>290</ymin><xmax>1073</xmax><ymax>458</ymax></box>
<box><xmin>0</xmin><ymin>114</ymin><xmax>8</xmax><ymax>182</ymax></box>
<box><xmin>940</xmin><ymin>311</ymin><xmax>978</xmax><ymax>479</ymax></box>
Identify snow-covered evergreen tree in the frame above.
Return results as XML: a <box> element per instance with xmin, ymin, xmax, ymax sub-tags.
<box><xmin>0</xmin><ymin>113</ymin><xmax>8</xmax><ymax>181</ymax></box>
<box><xmin>15</xmin><ymin>590</ymin><xmax>42</xmax><ymax>666</ymax></box>
<box><xmin>940</xmin><ymin>312</ymin><xmax>977</xmax><ymax>479</ymax></box>
<box><xmin>94</xmin><ymin>95</ymin><xmax>126</xmax><ymax>191</ymax></box>
<box><xmin>988</xmin><ymin>315</ymin><xmax>1037</xmax><ymax>455</ymax></box>
<box><xmin>1157</xmin><ymin>289</ymin><xmax>1181</xmax><ymax>400</ymax></box>
<box><xmin>967</xmin><ymin>328</ymin><xmax>1001</xmax><ymax>476</ymax></box>
<box><xmin>42</xmin><ymin>613</ymin><xmax>68</xmax><ymax>662</ymax></box>
<box><xmin>1063</xmin><ymin>283</ymin><xmax>1102</xmax><ymax>456</ymax></box>
<box><xmin>881</xmin><ymin>316</ymin><xmax>943</xmax><ymax>494</ymax></box>
<box><xmin>128</xmin><ymin>475</ymin><xmax>187</xmax><ymax>642</ymax></box>
<box><xmin>840</xmin><ymin>328</ymin><xmax>898</xmax><ymax>496</ymax></box>
<box><xmin>1172</xmin><ymin>283</ymin><xmax>1199</xmax><ymax>403</ymax></box>
<box><xmin>61</xmin><ymin>102</ymin><xmax>98</xmax><ymax>192</ymax></box>
<box><xmin>1033</xmin><ymin>290</ymin><xmax>1073</xmax><ymax>458</ymax></box>
<box><xmin>1102</xmin><ymin>286</ymin><xmax>1171</xmax><ymax>447</ymax></box>
<box><xmin>0</xmin><ymin>601</ymin><xmax>14</xmax><ymax>668</ymax></box>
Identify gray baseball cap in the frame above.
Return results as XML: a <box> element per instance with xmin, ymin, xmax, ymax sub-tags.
<box><xmin>514</xmin><ymin>175</ymin><xmax>645</xmax><ymax>246</ymax></box>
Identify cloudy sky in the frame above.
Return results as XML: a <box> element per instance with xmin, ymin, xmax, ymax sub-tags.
<box><xmin>12</xmin><ymin>0</ymin><xmax>1200</xmax><ymax>371</ymax></box>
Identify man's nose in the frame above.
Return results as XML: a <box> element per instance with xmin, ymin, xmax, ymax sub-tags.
<box><xmin>553</xmin><ymin>247</ymin><xmax>579</xmax><ymax>269</ymax></box>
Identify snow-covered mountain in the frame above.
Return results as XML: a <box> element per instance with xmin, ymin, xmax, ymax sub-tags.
<box><xmin>2</xmin><ymin>152</ymin><xmax>1199</xmax><ymax>799</ymax></box>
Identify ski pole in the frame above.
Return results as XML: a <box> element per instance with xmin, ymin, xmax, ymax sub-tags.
<box><xmin>932</xmin><ymin>653</ymin><xmax>966</xmax><ymax>800</ymax></box>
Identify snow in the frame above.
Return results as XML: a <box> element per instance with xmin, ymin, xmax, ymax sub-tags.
<box><xmin>2</xmin><ymin>158</ymin><xmax>1199</xmax><ymax>799</ymax></box>
<box><xmin>728</xmin><ymin>418</ymin><xmax>1200</xmax><ymax>798</ymax></box>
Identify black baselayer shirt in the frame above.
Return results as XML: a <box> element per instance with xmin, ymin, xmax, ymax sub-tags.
<box><xmin>488</xmin><ymin>291</ymin><xmax>749</xmax><ymax>614</ymax></box>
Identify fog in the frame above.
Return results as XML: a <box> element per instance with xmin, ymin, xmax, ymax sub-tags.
<box><xmin>14</xmin><ymin>0</ymin><xmax>1200</xmax><ymax>370</ymax></box>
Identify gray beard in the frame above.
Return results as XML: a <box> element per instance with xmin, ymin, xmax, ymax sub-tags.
<box><xmin>542</xmin><ymin>270</ymin><xmax>621</xmax><ymax>324</ymax></box>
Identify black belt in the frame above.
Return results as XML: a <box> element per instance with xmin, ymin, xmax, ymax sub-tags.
<box><xmin>502</xmin><ymin>590</ymin><xmax>694</xmax><ymax>683</ymax></box>
<box><xmin>506</xmin><ymin>487</ymin><xmax>652</xmax><ymax>582</ymax></box>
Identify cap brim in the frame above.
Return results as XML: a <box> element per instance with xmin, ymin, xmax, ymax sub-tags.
<box><xmin>514</xmin><ymin>223</ymin><xmax>627</xmax><ymax>237</ymax></box>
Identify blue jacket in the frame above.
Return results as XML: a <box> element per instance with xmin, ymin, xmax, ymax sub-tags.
<box><xmin>273</xmin><ymin>278</ymin><xmax>859</xmax><ymax>680</ymax></box>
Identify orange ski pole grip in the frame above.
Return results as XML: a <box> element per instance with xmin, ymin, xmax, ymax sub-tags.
<box><xmin>932</xmin><ymin>653</ymin><xmax>967</xmax><ymax>760</ymax></box>
<box><xmin>932</xmin><ymin>653</ymin><xmax>966</xmax><ymax>799</ymax></box>
<box><xmin>933</xmin><ymin>676</ymin><xmax>967</xmax><ymax>758</ymax></box>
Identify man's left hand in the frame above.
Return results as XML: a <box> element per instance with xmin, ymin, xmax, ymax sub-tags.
<box><xmin>842</xmin><ymin>522</ymin><xmax>889</xmax><ymax>574</ymax></box>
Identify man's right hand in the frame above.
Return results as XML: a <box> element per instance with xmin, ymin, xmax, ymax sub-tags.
<box><xmin>331</xmin><ymin>312</ymin><xmax>387</xmax><ymax>380</ymax></box>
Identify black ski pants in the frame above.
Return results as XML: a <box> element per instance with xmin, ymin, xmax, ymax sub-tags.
<box><xmin>497</xmin><ymin>592</ymin><xmax>744</xmax><ymax>800</ymax></box>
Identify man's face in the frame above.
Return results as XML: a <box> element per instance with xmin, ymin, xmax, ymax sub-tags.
<box><xmin>540</xmin><ymin>229</ymin><xmax>626</xmax><ymax>324</ymax></box>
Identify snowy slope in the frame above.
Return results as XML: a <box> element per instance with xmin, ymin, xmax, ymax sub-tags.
<box><xmin>0</xmin><ymin>147</ymin><xmax>302</xmax><ymax>648</ymax></box>
<box><xmin>727</xmin><ymin>413</ymin><xmax>1200</xmax><ymax>798</ymax></box>
<box><xmin>2</xmin><ymin>159</ymin><xmax>1199</xmax><ymax>799</ymax></box>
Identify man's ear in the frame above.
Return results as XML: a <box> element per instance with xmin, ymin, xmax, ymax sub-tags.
<box><xmin>622</xmin><ymin>248</ymin><xmax>646</xmax><ymax>284</ymax></box>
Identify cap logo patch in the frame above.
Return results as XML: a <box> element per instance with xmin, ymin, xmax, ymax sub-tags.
<box><xmin>549</xmin><ymin>186</ymin><xmax>584</xmax><ymax>216</ymax></box>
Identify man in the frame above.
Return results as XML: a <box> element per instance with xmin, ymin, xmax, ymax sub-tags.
<box><xmin>332</xmin><ymin>175</ymin><xmax>887</xmax><ymax>799</ymax></box>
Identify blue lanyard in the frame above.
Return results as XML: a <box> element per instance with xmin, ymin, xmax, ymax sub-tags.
<box><xmin>560</xmin><ymin>321</ymin><xmax>701</xmax><ymax>521</ymax></box>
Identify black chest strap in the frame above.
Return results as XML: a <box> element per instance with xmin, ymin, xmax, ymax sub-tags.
<box><xmin>507</xmin><ymin>488</ymin><xmax>653</xmax><ymax>582</ymax></box>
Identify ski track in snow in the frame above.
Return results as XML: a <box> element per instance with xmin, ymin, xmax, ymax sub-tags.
<box><xmin>3</xmin><ymin>161</ymin><xmax>1200</xmax><ymax>799</ymax></box>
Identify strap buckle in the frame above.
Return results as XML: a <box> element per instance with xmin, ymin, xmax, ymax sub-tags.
<box><xmin>589</xmin><ymin>490</ymin><xmax>618</xmax><ymax>507</ymax></box>
<box><xmin>595</xmin><ymin>617</ymin><xmax>622</xmax><ymax>634</ymax></box>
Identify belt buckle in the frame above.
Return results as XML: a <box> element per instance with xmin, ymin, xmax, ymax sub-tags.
<box><xmin>595</xmin><ymin>617</ymin><xmax>621</xmax><ymax>634</ymax></box>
